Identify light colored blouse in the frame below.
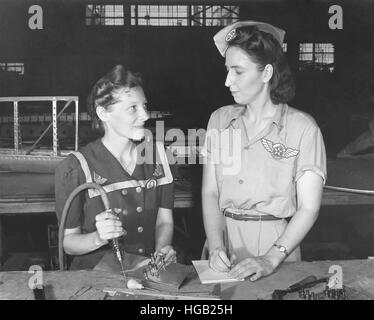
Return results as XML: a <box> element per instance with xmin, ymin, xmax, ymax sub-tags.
<box><xmin>202</xmin><ymin>103</ymin><xmax>326</xmax><ymax>218</ymax></box>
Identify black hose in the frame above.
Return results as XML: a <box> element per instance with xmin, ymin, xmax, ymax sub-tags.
<box><xmin>58</xmin><ymin>182</ymin><xmax>110</xmax><ymax>271</ymax></box>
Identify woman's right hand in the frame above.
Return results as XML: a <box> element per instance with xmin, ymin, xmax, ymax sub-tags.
<box><xmin>208</xmin><ymin>248</ymin><xmax>232</xmax><ymax>273</ymax></box>
<box><xmin>94</xmin><ymin>209</ymin><xmax>124</xmax><ymax>245</ymax></box>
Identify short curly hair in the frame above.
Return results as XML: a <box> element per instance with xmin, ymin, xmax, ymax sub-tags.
<box><xmin>227</xmin><ymin>26</ymin><xmax>295</xmax><ymax>104</ymax></box>
<box><xmin>87</xmin><ymin>64</ymin><xmax>143</xmax><ymax>133</ymax></box>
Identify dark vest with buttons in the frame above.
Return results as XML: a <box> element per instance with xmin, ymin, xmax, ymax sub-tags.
<box><xmin>71</xmin><ymin>139</ymin><xmax>173</xmax><ymax>262</ymax></box>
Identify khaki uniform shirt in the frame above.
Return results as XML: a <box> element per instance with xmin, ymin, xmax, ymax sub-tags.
<box><xmin>202</xmin><ymin>103</ymin><xmax>326</xmax><ymax>219</ymax></box>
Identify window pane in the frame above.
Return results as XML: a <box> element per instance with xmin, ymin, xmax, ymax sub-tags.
<box><xmin>86</xmin><ymin>4</ymin><xmax>124</xmax><ymax>26</ymax></box>
<box><xmin>133</xmin><ymin>5</ymin><xmax>188</xmax><ymax>26</ymax></box>
<box><xmin>299</xmin><ymin>42</ymin><xmax>334</xmax><ymax>72</ymax></box>
<box><xmin>299</xmin><ymin>43</ymin><xmax>313</xmax><ymax>53</ymax></box>
<box><xmin>299</xmin><ymin>53</ymin><xmax>313</xmax><ymax>61</ymax></box>
<box><xmin>192</xmin><ymin>5</ymin><xmax>239</xmax><ymax>26</ymax></box>
<box><xmin>282</xmin><ymin>43</ymin><xmax>287</xmax><ymax>53</ymax></box>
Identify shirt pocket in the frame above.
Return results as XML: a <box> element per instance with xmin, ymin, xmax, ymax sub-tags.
<box><xmin>262</xmin><ymin>154</ymin><xmax>296</xmax><ymax>196</ymax></box>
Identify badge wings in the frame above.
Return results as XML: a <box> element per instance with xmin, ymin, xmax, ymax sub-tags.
<box><xmin>261</xmin><ymin>138</ymin><xmax>299</xmax><ymax>159</ymax></box>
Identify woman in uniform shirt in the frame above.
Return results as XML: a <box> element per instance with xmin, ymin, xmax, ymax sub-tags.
<box><xmin>55</xmin><ymin>65</ymin><xmax>175</xmax><ymax>269</ymax></box>
<box><xmin>202</xmin><ymin>21</ymin><xmax>326</xmax><ymax>281</ymax></box>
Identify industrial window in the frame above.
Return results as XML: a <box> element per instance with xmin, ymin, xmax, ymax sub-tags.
<box><xmin>131</xmin><ymin>5</ymin><xmax>239</xmax><ymax>26</ymax></box>
<box><xmin>0</xmin><ymin>62</ymin><xmax>24</xmax><ymax>75</ymax></box>
<box><xmin>132</xmin><ymin>5</ymin><xmax>188</xmax><ymax>26</ymax></box>
<box><xmin>86</xmin><ymin>4</ymin><xmax>124</xmax><ymax>26</ymax></box>
<box><xmin>282</xmin><ymin>43</ymin><xmax>287</xmax><ymax>53</ymax></box>
<box><xmin>190</xmin><ymin>6</ymin><xmax>240</xmax><ymax>26</ymax></box>
<box><xmin>299</xmin><ymin>43</ymin><xmax>334</xmax><ymax>72</ymax></box>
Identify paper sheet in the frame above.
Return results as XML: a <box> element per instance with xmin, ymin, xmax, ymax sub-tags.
<box><xmin>192</xmin><ymin>260</ymin><xmax>244</xmax><ymax>284</ymax></box>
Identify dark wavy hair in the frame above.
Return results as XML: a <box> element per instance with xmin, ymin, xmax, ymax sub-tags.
<box><xmin>227</xmin><ymin>26</ymin><xmax>295</xmax><ymax>104</ymax></box>
<box><xmin>87</xmin><ymin>64</ymin><xmax>143</xmax><ymax>133</ymax></box>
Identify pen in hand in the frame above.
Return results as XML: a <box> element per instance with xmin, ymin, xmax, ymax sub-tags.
<box><xmin>218</xmin><ymin>250</ymin><xmax>232</xmax><ymax>271</ymax></box>
<box><xmin>221</xmin><ymin>227</ymin><xmax>233</xmax><ymax>271</ymax></box>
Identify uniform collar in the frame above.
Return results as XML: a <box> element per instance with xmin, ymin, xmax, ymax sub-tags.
<box><xmin>222</xmin><ymin>103</ymin><xmax>288</xmax><ymax>131</ymax></box>
<box><xmin>95</xmin><ymin>139</ymin><xmax>144</xmax><ymax>180</ymax></box>
<box><xmin>272</xmin><ymin>103</ymin><xmax>287</xmax><ymax>132</ymax></box>
<box><xmin>222</xmin><ymin>105</ymin><xmax>246</xmax><ymax>129</ymax></box>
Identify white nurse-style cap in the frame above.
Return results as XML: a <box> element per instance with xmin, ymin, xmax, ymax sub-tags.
<box><xmin>213</xmin><ymin>20</ymin><xmax>286</xmax><ymax>57</ymax></box>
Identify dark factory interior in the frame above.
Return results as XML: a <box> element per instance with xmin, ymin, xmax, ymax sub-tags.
<box><xmin>1</xmin><ymin>0</ymin><xmax>374</xmax><ymax>300</ymax></box>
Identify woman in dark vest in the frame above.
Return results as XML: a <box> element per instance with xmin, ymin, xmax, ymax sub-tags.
<box><xmin>55</xmin><ymin>65</ymin><xmax>175</xmax><ymax>269</ymax></box>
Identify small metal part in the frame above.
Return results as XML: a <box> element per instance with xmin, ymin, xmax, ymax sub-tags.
<box><xmin>143</xmin><ymin>252</ymin><xmax>167</xmax><ymax>280</ymax></box>
<box><xmin>68</xmin><ymin>286</ymin><xmax>92</xmax><ymax>300</ymax></box>
<box><xmin>296</xmin><ymin>285</ymin><xmax>349</xmax><ymax>300</ymax></box>
<box><xmin>113</xmin><ymin>244</ymin><xmax>126</xmax><ymax>280</ymax></box>
<box><xmin>108</xmin><ymin>208</ymin><xmax>126</xmax><ymax>281</ymax></box>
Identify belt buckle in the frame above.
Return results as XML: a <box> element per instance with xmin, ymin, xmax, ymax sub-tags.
<box><xmin>224</xmin><ymin>210</ymin><xmax>234</xmax><ymax>219</ymax></box>
<box><xmin>225</xmin><ymin>210</ymin><xmax>241</xmax><ymax>220</ymax></box>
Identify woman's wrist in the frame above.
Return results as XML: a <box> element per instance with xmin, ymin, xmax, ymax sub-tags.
<box><xmin>155</xmin><ymin>244</ymin><xmax>172</xmax><ymax>252</ymax></box>
<box><xmin>265</xmin><ymin>254</ymin><xmax>283</xmax><ymax>269</ymax></box>
<box><xmin>209</xmin><ymin>246</ymin><xmax>225</xmax><ymax>256</ymax></box>
<box><xmin>93</xmin><ymin>231</ymin><xmax>108</xmax><ymax>248</ymax></box>
<box><xmin>264</xmin><ymin>246</ymin><xmax>287</xmax><ymax>269</ymax></box>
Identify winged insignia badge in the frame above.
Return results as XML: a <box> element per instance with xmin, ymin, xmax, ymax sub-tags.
<box><xmin>261</xmin><ymin>138</ymin><xmax>299</xmax><ymax>160</ymax></box>
<box><xmin>93</xmin><ymin>171</ymin><xmax>108</xmax><ymax>185</ymax></box>
<box><xmin>153</xmin><ymin>164</ymin><xmax>164</xmax><ymax>177</ymax></box>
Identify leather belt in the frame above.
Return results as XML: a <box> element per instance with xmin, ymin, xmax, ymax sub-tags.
<box><xmin>223</xmin><ymin>209</ymin><xmax>282</xmax><ymax>221</ymax></box>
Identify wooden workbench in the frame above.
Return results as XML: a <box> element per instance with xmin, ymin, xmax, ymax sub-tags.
<box><xmin>1</xmin><ymin>259</ymin><xmax>374</xmax><ymax>300</ymax></box>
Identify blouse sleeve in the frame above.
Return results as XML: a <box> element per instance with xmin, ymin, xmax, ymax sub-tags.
<box><xmin>295</xmin><ymin>124</ymin><xmax>327</xmax><ymax>184</ymax></box>
<box><xmin>201</xmin><ymin>112</ymin><xmax>219</xmax><ymax>164</ymax></box>
<box><xmin>54</xmin><ymin>155</ymin><xmax>85</xmax><ymax>229</ymax></box>
<box><xmin>159</xmin><ymin>181</ymin><xmax>175</xmax><ymax>210</ymax></box>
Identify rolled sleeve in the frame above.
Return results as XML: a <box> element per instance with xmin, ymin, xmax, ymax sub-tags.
<box><xmin>54</xmin><ymin>156</ymin><xmax>84</xmax><ymax>229</ymax></box>
<box><xmin>295</xmin><ymin>125</ymin><xmax>327</xmax><ymax>184</ymax></box>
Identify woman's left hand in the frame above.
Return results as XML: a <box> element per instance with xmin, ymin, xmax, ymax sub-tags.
<box><xmin>154</xmin><ymin>245</ymin><xmax>177</xmax><ymax>266</ymax></box>
<box><xmin>228</xmin><ymin>256</ymin><xmax>278</xmax><ymax>281</ymax></box>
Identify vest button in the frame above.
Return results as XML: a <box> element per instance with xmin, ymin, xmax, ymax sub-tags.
<box><xmin>137</xmin><ymin>226</ymin><xmax>143</xmax><ymax>233</ymax></box>
<box><xmin>122</xmin><ymin>209</ymin><xmax>128</xmax><ymax>216</ymax></box>
<box><xmin>136</xmin><ymin>187</ymin><xmax>142</xmax><ymax>193</ymax></box>
<box><xmin>138</xmin><ymin>248</ymin><xmax>144</xmax><ymax>254</ymax></box>
<box><xmin>121</xmin><ymin>189</ymin><xmax>128</xmax><ymax>196</ymax></box>
<box><xmin>136</xmin><ymin>206</ymin><xmax>143</xmax><ymax>213</ymax></box>
<box><xmin>239</xmin><ymin>179</ymin><xmax>244</xmax><ymax>184</ymax></box>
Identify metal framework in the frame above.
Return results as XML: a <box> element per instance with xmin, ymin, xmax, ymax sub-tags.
<box><xmin>0</xmin><ymin>96</ymin><xmax>79</xmax><ymax>157</ymax></box>
<box><xmin>85</xmin><ymin>4</ymin><xmax>239</xmax><ymax>26</ymax></box>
